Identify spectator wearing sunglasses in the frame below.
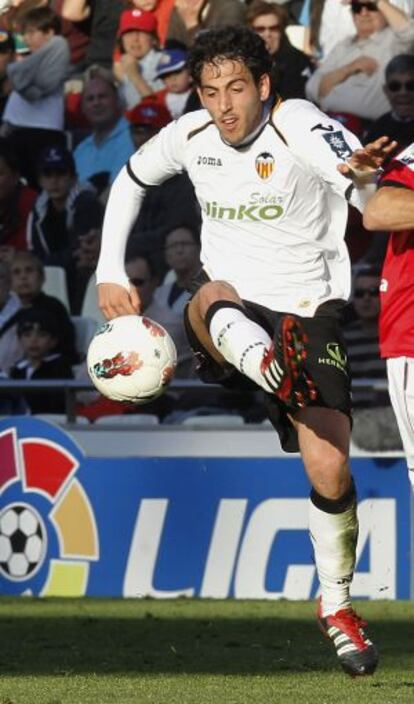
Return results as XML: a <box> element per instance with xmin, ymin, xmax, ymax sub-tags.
<box><xmin>306</xmin><ymin>0</ymin><xmax>414</xmax><ymax>121</ymax></box>
<box><xmin>363</xmin><ymin>53</ymin><xmax>414</xmax><ymax>148</ymax></box>
<box><xmin>247</xmin><ymin>0</ymin><xmax>313</xmax><ymax>100</ymax></box>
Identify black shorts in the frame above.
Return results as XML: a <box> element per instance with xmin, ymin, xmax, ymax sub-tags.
<box><xmin>184</xmin><ymin>270</ymin><xmax>352</xmax><ymax>453</ymax></box>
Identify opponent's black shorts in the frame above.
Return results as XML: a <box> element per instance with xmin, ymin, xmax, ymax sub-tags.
<box><xmin>184</xmin><ymin>270</ymin><xmax>352</xmax><ymax>453</ymax></box>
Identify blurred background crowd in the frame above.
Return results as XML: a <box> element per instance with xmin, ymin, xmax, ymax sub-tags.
<box><xmin>0</xmin><ymin>0</ymin><xmax>412</xmax><ymax>448</ymax></box>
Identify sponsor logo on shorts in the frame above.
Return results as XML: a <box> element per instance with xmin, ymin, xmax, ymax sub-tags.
<box><xmin>318</xmin><ymin>342</ymin><xmax>347</xmax><ymax>373</ymax></box>
<box><xmin>322</xmin><ymin>131</ymin><xmax>353</xmax><ymax>160</ymax></box>
<box><xmin>255</xmin><ymin>152</ymin><xmax>275</xmax><ymax>181</ymax></box>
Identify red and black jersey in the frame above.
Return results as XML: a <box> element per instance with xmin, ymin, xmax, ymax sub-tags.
<box><xmin>378</xmin><ymin>143</ymin><xmax>414</xmax><ymax>358</ymax></box>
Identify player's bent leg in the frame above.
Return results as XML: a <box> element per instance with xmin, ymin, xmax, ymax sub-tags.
<box><xmin>192</xmin><ymin>281</ymin><xmax>276</xmax><ymax>390</ymax></box>
<box><xmin>292</xmin><ymin>407</ymin><xmax>378</xmax><ymax>677</ymax></box>
<box><xmin>192</xmin><ymin>282</ymin><xmax>317</xmax><ymax>401</ymax></box>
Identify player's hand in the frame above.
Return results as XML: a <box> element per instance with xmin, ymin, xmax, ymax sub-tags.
<box><xmin>337</xmin><ymin>135</ymin><xmax>398</xmax><ymax>178</ymax></box>
<box><xmin>98</xmin><ymin>282</ymin><xmax>141</xmax><ymax>320</ymax></box>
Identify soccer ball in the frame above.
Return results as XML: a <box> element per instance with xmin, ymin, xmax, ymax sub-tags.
<box><xmin>0</xmin><ymin>504</ymin><xmax>47</xmax><ymax>581</ymax></box>
<box><xmin>87</xmin><ymin>315</ymin><xmax>177</xmax><ymax>404</ymax></box>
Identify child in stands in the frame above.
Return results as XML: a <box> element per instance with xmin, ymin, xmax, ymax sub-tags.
<box><xmin>10</xmin><ymin>307</ymin><xmax>73</xmax><ymax>414</ymax></box>
<box><xmin>113</xmin><ymin>8</ymin><xmax>163</xmax><ymax>109</ymax></box>
<box><xmin>153</xmin><ymin>47</ymin><xmax>196</xmax><ymax>119</ymax></box>
<box><xmin>2</xmin><ymin>6</ymin><xmax>69</xmax><ymax>187</ymax></box>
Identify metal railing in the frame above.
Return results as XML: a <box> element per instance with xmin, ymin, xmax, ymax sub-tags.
<box><xmin>0</xmin><ymin>378</ymin><xmax>390</xmax><ymax>424</ymax></box>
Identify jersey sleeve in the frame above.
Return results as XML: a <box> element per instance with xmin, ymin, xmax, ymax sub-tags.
<box><xmin>274</xmin><ymin>100</ymin><xmax>372</xmax><ymax>209</ymax></box>
<box><xmin>95</xmin><ymin>118</ymin><xmax>188</xmax><ymax>287</ymax></box>
<box><xmin>127</xmin><ymin>117</ymin><xmax>187</xmax><ymax>186</ymax></box>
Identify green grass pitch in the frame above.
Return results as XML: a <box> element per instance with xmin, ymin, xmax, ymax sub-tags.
<box><xmin>0</xmin><ymin>599</ymin><xmax>413</xmax><ymax>704</ymax></box>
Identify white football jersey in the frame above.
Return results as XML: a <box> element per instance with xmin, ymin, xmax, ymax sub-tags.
<box><xmin>98</xmin><ymin>99</ymin><xmax>366</xmax><ymax>317</ymax></box>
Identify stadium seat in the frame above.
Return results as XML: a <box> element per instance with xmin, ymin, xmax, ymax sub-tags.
<box><xmin>181</xmin><ymin>414</ymin><xmax>245</xmax><ymax>427</ymax></box>
<box><xmin>94</xmin><ymin>414</ymin><xmax>160</xmax><ymax>426</ymax></box>
<box><xmin>81</xmin><ymin>274</ymin><xmax>106</xmax><ymax>326</ymax></box>
<box><xmin>71</xmin><ymin>316</ymin><xmax>98</xmax><ymax>359</ymax></box>
<box><xmin>34</xmin><ymin>414</ymin><xmax>89</xmax><ymax>425</ymax></box>
<box><xmin>43</xmin><ymin>266</ymin><xmax>70</xmax><ymax>310</ymax></box>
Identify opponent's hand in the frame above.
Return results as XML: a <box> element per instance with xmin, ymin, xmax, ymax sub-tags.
<box><xmin>98</xmin><ymin>282</ymin><xmax>141</xmax><ymax>320</ymax></box>
<box><xmin>337</xmin><ymin>135</ymin><xmax>398</xmax><ymax>178</ymax></box>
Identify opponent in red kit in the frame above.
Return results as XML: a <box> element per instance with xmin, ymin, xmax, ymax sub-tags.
<box><xmin>364</xmin><ymin>142</ymin><xmax>414</xmax><ymax>488</ymax></box>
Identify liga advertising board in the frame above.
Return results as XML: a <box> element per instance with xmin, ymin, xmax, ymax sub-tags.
<box><xmin>0</xmin><ymin>417</ymin><xmax>411</xmax><ymax>598</ymax></box>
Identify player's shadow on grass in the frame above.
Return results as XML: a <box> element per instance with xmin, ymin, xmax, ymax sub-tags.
<box><xmin>0</xmin><ymin>612</ymin><xmax>413</xmax><ymax>676</ymax></box>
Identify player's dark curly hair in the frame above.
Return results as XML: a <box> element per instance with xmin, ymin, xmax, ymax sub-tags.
<box><xmin>188</xmin><ymin>25</ymin><xmax>272</xmax><ymax>87</ymax></box>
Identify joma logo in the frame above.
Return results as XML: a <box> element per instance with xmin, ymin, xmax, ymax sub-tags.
<box><xmin>197</xmin><ymin>156</ymin><xmax>223</xmax><ymax>167</ymax></box>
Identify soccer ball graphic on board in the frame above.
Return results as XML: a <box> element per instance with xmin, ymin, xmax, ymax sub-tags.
<box><xmin>87</xmin><ymin>315</ymin><xmax>177</xmax><ymax>404</ymax></box>
<box><xmin>0</xmin><ymin>504</ymin><xmax>47</xmax><ymax>581</ymax></box>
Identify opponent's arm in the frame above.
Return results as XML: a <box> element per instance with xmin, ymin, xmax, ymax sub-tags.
<box><xmin>363</xmin><ymin>186</ymin><xmax>414</xmax><ymax>231</ymax></box>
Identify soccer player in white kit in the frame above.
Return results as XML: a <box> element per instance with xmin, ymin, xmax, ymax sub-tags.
<box><xmin>96</xmin><ymin>25</ymin><xmax>395</xmax><ymax>676</ymax></box>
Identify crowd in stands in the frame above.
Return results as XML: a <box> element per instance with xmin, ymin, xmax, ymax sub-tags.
<box><xmin>0</xmin><ymin>0</ymin><xmax>412</xmax><ymax>448</ymax></box>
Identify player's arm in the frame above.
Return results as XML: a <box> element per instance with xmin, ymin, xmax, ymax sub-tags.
<box><xmin>96</xmin><ymin>165</ymin><xmax>145</xmax><ymax>320</ymax></box>
<box><xmin>277</xmin><ymin>102</ymin><xmax>392</xmax><ymax>211</ymax></box>
<box><xmin>363</xmin><ymin>185</ymin><xmax>414</xmax><ymax>231</ymax></box>
<box><xmin>337</xmin><ymin>136</ymin><xmax>398</xmax><ymax>183</ymax></box>
<box><xmin>96</xmin><ymin>120</ymin><xmax>186</xmax><ymax>320</ymax></box>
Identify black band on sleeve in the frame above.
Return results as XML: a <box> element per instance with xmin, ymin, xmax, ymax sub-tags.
<box><xmin>345</xmin><ymin>183</ymin><xmax>354</xmax><ymax>202</ymax></box>
<box><xmin>126</xmin><ymin>160</ymin><xmax>151</xmax><ymax>188</ymax></box>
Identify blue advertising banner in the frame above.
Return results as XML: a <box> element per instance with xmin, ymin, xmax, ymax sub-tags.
<box><xmin>0</xmin><ymin>417</ymin><xmax>411</xmax><ymax>598</ymax></box>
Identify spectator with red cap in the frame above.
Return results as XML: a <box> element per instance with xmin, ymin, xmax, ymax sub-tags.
<box><xmin>114</xmin><ymin>7</ymin><xmax>163</xmax><ymax>109</ymax></box>
<box><xmin>126</xmin><ymin>97</ymin><xmax>171</xmax><ymax>147</ymax></box>
<box><xmin>124</xmin><ymin>0</ymin><xmax>175</xmax><ymax>47</ymax></box>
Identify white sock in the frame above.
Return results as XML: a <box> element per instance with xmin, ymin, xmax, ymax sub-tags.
<box><xmin>209</xmin><ymin>306</ymin><xmax>275</xmax><ymax>392</ymax></box>
<box><xmin>309</xmin><ymin>495</ymin><xmax>358</xmax><ymax>617</ymax></box>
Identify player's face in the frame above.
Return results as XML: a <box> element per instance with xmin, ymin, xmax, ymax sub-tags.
<box><xmin>384</xmin><ymin>71</ymin><xmax>414</xmax><ymax>119</ymax></box>
<box><xmin>197</xmin><ymin>59</ymin><xmax>270</xmax><ymax>145</ymax></box>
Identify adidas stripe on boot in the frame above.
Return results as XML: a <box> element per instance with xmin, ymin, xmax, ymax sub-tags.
<box><xmin>261</xmin><ymin>314</ymin><xmax>317</xmax><ymax>408</ymax></box>
<box><xmin>317</xmin><ymin>599</ymin><xmax>379</xmax><ymax>677</ymax></box>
